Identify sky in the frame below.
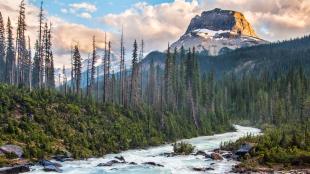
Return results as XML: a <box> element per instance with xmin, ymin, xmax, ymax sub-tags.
<box><xmin>0</xmin><ymin>0</ymin><xmax>309</xmax><ymax>69</ymax></box>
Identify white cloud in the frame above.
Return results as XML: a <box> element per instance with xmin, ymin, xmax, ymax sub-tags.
<box><xmin>102</xmin><ymin>0</ymin><xmax>201</xmax><ymax>52</ymax></box>
<box><xmin>61</xmin><ymin>8</ymin><xmax>68</xmax><ymax>14</ymax></box>
<box><xmin>79</xmin><ymin>12</ymin><xmax>92</xmax><ymax>19</ymax></box>
<box><xmin>69</xmin><ymin>2</ymin><xmax>97</xmax><ymax>13</ymax></box>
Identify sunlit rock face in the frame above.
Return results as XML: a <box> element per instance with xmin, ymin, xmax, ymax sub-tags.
<box><xmin>172</xmin><ymin>8</ymin><xmax>268</xmax><ymax>55</ymax></box>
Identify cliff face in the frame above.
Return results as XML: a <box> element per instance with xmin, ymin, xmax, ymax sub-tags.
<box><xmin>185</xmin><ymin>8</ymin><xmax>257</xmax><ymax>37</ymax></box>
<box><xmin>172</xmin><ymin>8</ymin><xmax>267</xmax><ymax>55</ymax></box>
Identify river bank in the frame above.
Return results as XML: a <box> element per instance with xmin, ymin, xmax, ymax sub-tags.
<box><xmin>21</xmin><ymin>125</ymin><xmax>260</xmax><ymax>174</ymax></box>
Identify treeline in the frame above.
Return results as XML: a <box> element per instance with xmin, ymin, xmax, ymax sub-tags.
<box><xmin>0</xmin><ymin>1</ymin><xmax>55</xmax><ymax>89</ymax></box>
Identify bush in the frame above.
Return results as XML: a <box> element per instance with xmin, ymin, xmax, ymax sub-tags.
<box><xmin>173</xmin><ymin>142</ymin><xmax>195</xmax><ymax>155</ymax></box>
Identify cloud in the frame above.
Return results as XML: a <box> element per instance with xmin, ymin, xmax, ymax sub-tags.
<box><xmin>0</xmin><ymin>0</ymin><xmax>106</xmax><ymax>68</ymax></box>
<box><xmin>69</xmin><ymin>2</ymin><xmax>97</xmax><ymax>13</ymax></box>
<box><xmin>61</xmin><ymin>8</ymin><xmax>68</xmax><ymax>14</ymax></box>
<box><xmin>79</xmin><ymin>12</ymin><xmax>92</xmax><ymax>19</ymax></box>
<box><xmin>102</xmin><ymin>0</ymin><xmax>201</xmax><ymax>52</ymax></box>
<box><xmin>199</xmin><ymin>0</ymin><xmax>310</xmax><ymax>41</ymax></box>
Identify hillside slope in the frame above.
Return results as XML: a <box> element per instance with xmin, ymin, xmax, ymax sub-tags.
<box><xmin>0</xmin><ymin>85</ymin><xmax>232</xmax><ymax>166</ymax></box>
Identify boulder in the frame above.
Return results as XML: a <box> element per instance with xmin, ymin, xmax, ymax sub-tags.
<box><xmin>222</xmin><ymin>152</ymin><xmax>233</xmax><ymax>159</ymax></box>
<box><xmin>235</xmin><ymin>143</ymin><xmax>254</xmax><ymax>156</ymax></box>
<box><xmin>194</xmin><ymin>150</ymin><xmax>207</xmax><ymax>156</ymax></box>
<box><xmin>129</xmin><ymin>162</ymin><xmax>137</xmax><ymax>165</ymax></box>
<box><xmin>142</xmin><ymin>162</ymin><xmax>164</xmax><ymax>167</ymax></box>
<box><xmin>53</xmin><ymin>155</ymin><xmax>74</xmax><ymax>162</ymax></box>
<box><xmin>211</xmin><ymin>153</ymin><xmax>223</xmax><ymax>160</ymax></box>
<box><xmin>97</xmin><ymin>160</ymin><xmax>121</xmax><ymax>167</ymax></box>
<box><xmin>159</xmin><ymin>152</ymin><xmax>175</xmax><ymax>157</ymax></box>
<box><xmin>0</xmin><ymin>165</ymin><xmax>30</xmax><ymax>174</ymax></box>
<box><xmin>43</xmin><ymin>165</ymin><xmax>63</xmax><ymax>173</ymax></box>
<box><xmin>0</xmin><ymin>145</ymin><xmax>23</xmax><ymax>158</ymax></box>
<box><xmin>39</xmin><ymin>160</ymin><xmax>62</xmax><ymax>168</ymax></box>
<box><xmin>114</xmin><ymin>156</ymin><xmax>126</xmax><ymax>162</ymax></box>
<box><xmin>192</xmin><ymin>167</ymin><xmax>214</xmax><ymax>171</ymax></box>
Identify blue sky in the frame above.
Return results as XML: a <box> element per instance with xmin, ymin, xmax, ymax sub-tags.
<box><xmin>29</xmin><ymin>0</ymin><xmax>176</xmax><ymax>30</ymax></box>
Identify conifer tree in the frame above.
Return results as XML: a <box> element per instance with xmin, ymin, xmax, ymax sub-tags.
<box><xmin>0</xmin><ymin>12</ymin><xmax>5</xmax><ymax>83</ymax></box>
<box><xmin>148</xmin><ymin>58</ymin><xmax>155</xmax><ymax>105</ymax></box>
<box><xmin>119</xmin><ymin>28</ymin><xmax>125</xmax><ymax>105</ymax></box>
<box><xmin>5</xmin><ymin>17</ymin><xmax>15</xmax><ymax>84</ymax></box>
<box><xmin>73</xmin><ymin>45</ymin><xmax>81</xmax><ymax>94</ymax></box>
<box><xmin>32</xmin><ymin>40</ymin><xmax>40</xmax><ymax>88</ymax></box>
<box><xmin>130</xmin><ymin>40</ymin><xmax>139</xmax><ymax>107</ymax></box>
<box><xmin>90</xmin><ymin>35</ymin><xmax>96</xmax><ymax>92</ymax></box>
<box><xmin>16</xmin><ymin>0</ymin><xmax>27</xmax><ymax>85</ymax></box>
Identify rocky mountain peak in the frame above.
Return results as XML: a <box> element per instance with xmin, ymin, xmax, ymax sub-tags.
<box><xmin>185</xmin><ymin>8</ymin><xmax>257</xmax><ymax>38</ymax></box>
<box><xmin>171</xmin><ymin>8</ymin><xmax>267</xmax><ymax>55</ymax></box>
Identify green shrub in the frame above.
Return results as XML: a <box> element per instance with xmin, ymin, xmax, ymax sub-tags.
<box><xmin>173</xmin><ymin>142</ymin><xmax>195</xmax><ymax>155</ymax></box>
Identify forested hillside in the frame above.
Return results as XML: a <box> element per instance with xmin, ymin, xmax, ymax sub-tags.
<box><xmin>143</xmin><ymin>35</ymin><xmax>310</xmax><ymax>78</ymax></box>
<box><xmin>0</xmin><ymin>84</ymin><xmax>232</xmax><ymax>166</ymax></box>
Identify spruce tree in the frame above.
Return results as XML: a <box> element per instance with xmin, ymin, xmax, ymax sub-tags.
<box><xmin>32</xmin><ymin>40</ymin><xmax>40</xmax><ymax>88</ymax></box>
<box><xmin>0</xmin><ymin>12</ymin><xmax>5</xmax><ymax>82</ymax></box>
<box><xmin>130</xmin><ymin>40</ymin><xmax>139</xmax><ymax>107</ymax></box>
<box><xmin>16</xmin><ymin>0</ymin><xmax>27</xmax><ymax>85</ymax></box>
<box><xmin>5</xmin><ymin>17</ymin><xmax>15</xmax><ymax>84</ymax></box>
<box><xmin>73</xmin><ymin>45</ymin><xmax>81</xmax><ymax>94</ymax></box>
<box><xmin>90</xmin><ymin>35</ymin><xmax>96</xmax><ymax>92</ymax></box>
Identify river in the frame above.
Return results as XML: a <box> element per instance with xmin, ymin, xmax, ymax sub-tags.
<box><xmin>26</xmin><ymin>125</ymin><xmax>261</xmax><ymax>174</ymax></box>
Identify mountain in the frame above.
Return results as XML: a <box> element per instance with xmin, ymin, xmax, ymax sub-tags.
<box><xmin>171</xmin><ymin>8</ymin><xmax>268</xmax><ymax>55</ymax></box>
<box><xmin>144</xmin><ymin>35</ymin><xmax>310</xmax><ymax>77</ymax></box>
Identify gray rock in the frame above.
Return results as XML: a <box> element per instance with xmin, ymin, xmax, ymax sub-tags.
<box><xmin>236</xmin><ymin>143</ymin><xmax>254</xmax><ymax>156</ymax></box>
<box><xmin>211</xmin><ymin>153</ymin><xmax>223</xmax><ymax>160</ymax></box>
<box><xmin>194</xmin><ymin>150</ymin><xmax>207</xmax><ymax>156</ymax></box>
<box><xmin>0</xmin><ymin>165</ymin><xmax>30</xmax><ymax>174</ymax></box>
<box><xmin>142</xmin><ymin>162</ymin><xmax>164</xmax><ymax>167</ymax></box>
<box><xmin>114</xmin><ymin>156</ymin><xmax>125</xmax><ymax>162</ymax></box>
<box><xmin>97</xmin><ymin>160</ymin><xmax>121</xmax><ymax>167</ymax></box>
<box><xmin>0</xmin><ymin>145</ymin><xmax>23</xmax><ymax>158</ymax></box>
<box><xmin>192</xmin><ymin>167</ymin><xmax>214</xmax><ymax>171</ymax></box>
<box><xmin>43</xmin><ymin>165</ymin><xmax>63</xmax><ymax>173</ymax></box>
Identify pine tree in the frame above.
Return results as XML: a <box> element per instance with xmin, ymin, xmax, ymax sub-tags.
<box><xmin>148</xmin><ymin>58</ymin><xmax>155</xmax><ymax>105</ymax></box>
<box><xmin>16</xmin><ymin>0</ymin><xmax>27</xmax><ymax>85</ymax></box>
<box><xmin>32</xmin><ymin>40</ymin><xmax>40</xmax><ymax>88</ymax></box>
<box><xmin>90</xmin><ymin>35</ymin><xmax>96</xmax><ymax>92</ymax></box>
<box><xmin>130</xmin><ymin>40</ymin><xmax>139</xmax><ymax>107</ymax></box>
<box><xmin>27</xmin><ymin>36</ymin><xmax>32</xmax><ymax>89</ymax></box>
<box><xmin>48</xmin><ymin>23</ymin><xmax>55</xmax><ymax>88</ymax></box>
<box><xmin>38</xmin><ymin>1</ymin><xmax>44</xmax><ymax>88</ymax></box>
<box><xmin>164</xmin><ymin>44</ymin><xmax>171</xmax><ymax>109</ymax></box>
<box><xmin>0</xmin><ymin>12</ymin><xmax>5</xmax><ymax>83</ymax></box>
<box><xmin>86</xmin><ymin>54</ymin><xmax>91</xmax><ymax>96</ymax></box>
<box><xmin>119</xmin><ymin>28</ymin><xmax>125</xmax><ymax>105</ymax></box>
<box><xmin>73</xmin><ymin>45</ymin><xmax>82</xmax><ymax>94</ymax></box>
<box><xmin>5</xmin><ymin>17</ymin><xmax>15</xmax><ymax>84</ymax></box>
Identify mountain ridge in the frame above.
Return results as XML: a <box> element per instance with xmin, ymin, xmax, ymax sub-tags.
<box><xmin>171</xmin><ymin>8</ymin><xmax>268</xmax><ymax>55</ymax></box>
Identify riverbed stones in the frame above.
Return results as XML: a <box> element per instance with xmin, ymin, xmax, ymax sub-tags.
<box><xmin>114</xmin><ymin>156</ymin><xmax>126</xmax><ymax>162</ymax></box>
<box><xmin>211</xmin><ymin>153</ymin><xmax>223</xmax><ymax>160</ymax></box>
<box><xmin>0</xmin><ymin>165</ymin><xmax>30</xmax><ymax>174</ymax></box>
<box><xmin>142</xmin><ymin>162</ymin><xmax>164</xmax><ymax>167</ymax></box>
<box><xmin>97</xmin><ymin>160</ymin><xmax>122</xmax><ymax>167</ymax></box>
<box><xmin>0</xmin><ymin>145</ymin><xmax>23</xmax><ymax>158</ymax></box>
<box><xmin>192</xmin><ymin>167</ymin><xmax>215</xmax><ymax>171</ymax></box>
<box><xmin>43</xmin><ymin>165</ymin><xmax>63</xmax><ymax>173</ymax></box>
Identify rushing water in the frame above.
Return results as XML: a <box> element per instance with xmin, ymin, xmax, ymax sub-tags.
<box><xmin>27</xmin><ymin>125</ymin><xmax>261</xmax><ymax>174</ymax></box>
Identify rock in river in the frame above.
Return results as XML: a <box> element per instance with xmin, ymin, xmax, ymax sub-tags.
<box><xmin>0</xmin><ymin>165</ymin><xmax>30</xmax><ymax>174</ymax></box>
<box><xmin>142</xmin><ymin>162</ymin><xmax>164</xmax><ymax>167</ymax></box>
<box><xmin>211</xmin><ymin>153</ymin><xmax>223</xmax><ymax>160</ymax></box>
